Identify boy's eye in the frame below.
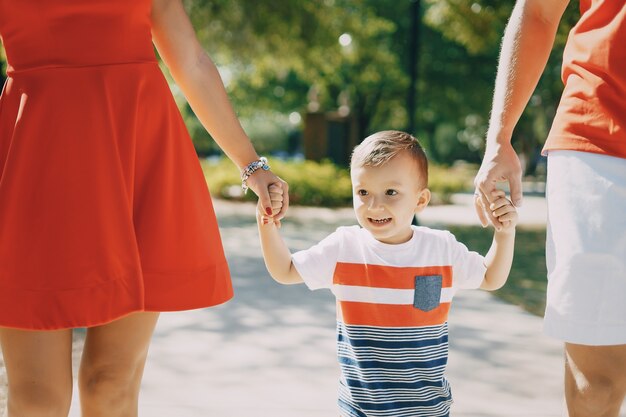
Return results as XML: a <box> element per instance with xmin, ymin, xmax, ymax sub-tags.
<box><xmin>357</xmin><ymin>189</ymin><xmax>368</xmax><ymax>196</ymax></box>
<box><xmin>386</xmin><ymin>189</ymin><xmax>398</xmax><ymax>196</ymax></box>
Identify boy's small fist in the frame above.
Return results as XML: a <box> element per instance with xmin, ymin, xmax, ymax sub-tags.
<box><xmin>258</xmin><ymin>183</ymin><xmax>284</xmax><ymax>227</ymax></box>
<box><xmin>489</xmin><ymin>190</ymin><xmax>518</xmax><ymax>232</ymax></box>
<box><xmin>268</xmin><ymin>183</ymin><xmax>284</xmax><ymax>215</ymax></box>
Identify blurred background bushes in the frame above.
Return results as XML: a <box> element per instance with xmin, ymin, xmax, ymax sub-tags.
<box><xmin>202</xmin><ymin>157</ymin><xmax>473</xmax><ymax>207</ymax></box>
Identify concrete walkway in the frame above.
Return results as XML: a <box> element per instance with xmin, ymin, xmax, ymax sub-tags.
<box><xmin>2</xmin><ymin>195</ymin><xmax>624</xmax><ymax>416</ymax></box>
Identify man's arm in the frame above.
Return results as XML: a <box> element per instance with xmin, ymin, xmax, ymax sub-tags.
<box><xmin>475</xmin><ymin>0</ymin><xmax>570</xmax><ymax>227</ymax></box>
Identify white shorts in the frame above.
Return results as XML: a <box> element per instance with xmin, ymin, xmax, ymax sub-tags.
<box><xmin>544</xmin><ymin>150</ymin><xmax>626</xmax><ymax>346</ymax></box>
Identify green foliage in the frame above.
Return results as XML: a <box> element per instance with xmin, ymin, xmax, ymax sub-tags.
<box><xmin>0</xmin><ymin>44</ymin><xmax>6</xmax><ymax>84</ymax></box>
<box><xmin>170</xmin><ymin>1</ymin><xmax>581</xmax><ymax>172</ymax></box>
<box><xmin>183</xmin><ymin>0</ymin><xmax>411</xmax><ymax>142</ymax></box>
<box><xmin>272</xmin><ymin>159</ymin><xmax>354</xmax><ymax>207</ymax></box>
<box><xmin>187</xmin><ymin>0</ymin><xmax>581</xmax><ymax>172</ymax></box>
<box><xmin>428</xmin><ymin>163</ymin><xmax>474</xmax><ymax>203</ymax></box>
<box><xmin>447</xmin><ymin>225</ymin><xmax>547</xmax><ymax>316</ymax></box>
<box><xmin>423</xmin><ymin>0</ymin><xmax>581</xmax><ymax>172</ymax></box>
<box><xmin>202</xmin><ymin>158</ymin><xmax>353</xmax><ymax>207</ymax></box>
<box><xmin>203</xmin><ymin>157</ymin><xmax>472</xmax><ymax>207</ymax></box>
<box><xmin>424</xmin><ymin>1</ymin><xmax>511</xmax><ymax>55</ymax></box>
<box><xmin>180</xmin><ymin>0</ymin><xmax>581</xmax><ymax>170</ymax></box>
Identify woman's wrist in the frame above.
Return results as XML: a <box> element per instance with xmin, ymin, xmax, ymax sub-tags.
<box><xmin>241</xmin><ymin>156</ymin><xmax>270</xmax><ymax>194</ymax></box>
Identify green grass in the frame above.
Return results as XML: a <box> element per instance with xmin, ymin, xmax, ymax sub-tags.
<box><xmin>447</xmin><ymin>226</ymin><xmax>548</xmax><ymax>317</ymax></box>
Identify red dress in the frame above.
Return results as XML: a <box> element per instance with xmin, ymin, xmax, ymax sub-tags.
<box><xmin>0</xmin><ymin>0</ymin><xmax>233</xmax><ymax>330</ymax></box>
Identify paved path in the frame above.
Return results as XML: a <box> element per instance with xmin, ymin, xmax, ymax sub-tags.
<box><xmin>2</xmin><ymin>195</ymin><xmax>624</xmax><ymax>416</ymax></box>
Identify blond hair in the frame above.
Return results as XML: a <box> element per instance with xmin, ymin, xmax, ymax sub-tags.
<box><xmin>350</xmin><ymin>130</ymin><xmax>428</xmax><ymax>187</ymax></box>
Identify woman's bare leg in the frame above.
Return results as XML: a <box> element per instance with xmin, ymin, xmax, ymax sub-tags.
<box><xmin>78</xmin><ymin>312</ymin><xmax>159</xmax><ymax>417</ymax></box>
<box><xmin>0</xmin><ymin>328</ymin><xmax>73</xmax><ymax>417</ymax></box>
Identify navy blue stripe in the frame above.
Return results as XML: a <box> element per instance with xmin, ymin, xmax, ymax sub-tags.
<box><xmin>338</xmin><ymin>398</ymin><xmax>368</xmax><ymax>417</ymax></box>
<box><xmin>340</xmin><ymin>399</ymin><xmax>450</xmax><ymax>417</ymax></box>
<box><xmin>338</xmin><ymin>332</ymin><xmax>448</xmax><ymax>349</ymax></box>
<box><xmin>352</xmin><ymin>396</ymin><xmax>452</xmax><ymax>412</ymax></box>
<box><xmin>339</xmin><ymin>356</ymin><xmax>448</xmax><ymax>370</ymax></box>
<box><xmin>344</xmin><ymin>377</ymin><xmax>445</xmax><ymax>391</ymax></box>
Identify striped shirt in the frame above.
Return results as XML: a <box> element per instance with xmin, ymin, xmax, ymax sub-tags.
<box><xmin>292</xmin><ymin>226</ymin><xmax>486</xmax><ymax>417</ymax></box>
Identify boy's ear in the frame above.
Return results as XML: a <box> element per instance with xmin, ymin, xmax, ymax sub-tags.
<box><xmin>415</xmin><ymin>188</ymin><xmax>431</xmax><ymax>213</ymax></box>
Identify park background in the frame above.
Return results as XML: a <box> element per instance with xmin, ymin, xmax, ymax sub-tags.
<box><xmin>3</xmin><ymin>1</ymin><xmax>622</xmax><ymax>416</ymax></box>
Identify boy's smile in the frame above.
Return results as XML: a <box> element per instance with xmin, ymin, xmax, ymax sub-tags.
<box><xmin>351</xmin><ymin>151</ymin><xmax>430</xmax><ymax>245</ymax></box>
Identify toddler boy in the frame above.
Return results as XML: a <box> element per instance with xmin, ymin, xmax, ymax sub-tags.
<box><xmin>257</xmin><ymin>130</ymin><xmax>518</xmax><ymax>417</ymax></box>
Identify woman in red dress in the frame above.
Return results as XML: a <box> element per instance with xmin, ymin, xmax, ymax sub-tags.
<box><xmin>0</xmin><ymin>0</ymin><xmax>287</xmax><ymax>415</ymax></box>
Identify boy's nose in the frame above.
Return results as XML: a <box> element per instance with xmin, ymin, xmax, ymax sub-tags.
<box><xmin>368</xmin><ymin>197</ymin><xmax>384</xmax><ymax>210</ymax></box>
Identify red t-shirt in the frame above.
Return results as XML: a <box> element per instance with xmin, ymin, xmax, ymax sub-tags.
<box><xmin>544</xmin><ymin>0</ymin><xmax>626</xmax><ymax>159</ymax></box>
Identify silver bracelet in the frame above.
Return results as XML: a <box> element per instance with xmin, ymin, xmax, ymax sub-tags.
<box><xmin>241</xmin><ymin>157</ymin><xmax>270</xmax><ymax>194</ymax></box>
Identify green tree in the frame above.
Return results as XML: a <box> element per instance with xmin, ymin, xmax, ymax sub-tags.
<box><xmin>423</xmin><ymin>0</ymin><xmax>580</xmax><ymax>173</ymax></box>
<box><xmin>181</xmin><ymin>0</ymin><xmax>580</xmax><ymax>170</ymax></box>
<box><xmin>182</xmin><ymin>0</ymin><xmax>553</xmax><ymax>166</ymax></box>
<box><xmin>184</xmin><ymin>0</ymin><xmax>410</xmax><ymax>143</ymax></box>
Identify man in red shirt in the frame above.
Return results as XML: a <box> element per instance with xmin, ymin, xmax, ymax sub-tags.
<box><xmin>474</xmin><ymin>1</ymin><xmax>626</xmax><ymax>415</ymax></box>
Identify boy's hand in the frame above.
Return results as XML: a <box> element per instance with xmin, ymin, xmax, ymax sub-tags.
<box><xmin>488</xmin><ymin>190</ymin><xmax>518</xmax><ymax>233</ymax></box>
<box><xmin>258</xmin><ymin>183</ymin><xmax>284</xmax><ymax>227</ymax></box>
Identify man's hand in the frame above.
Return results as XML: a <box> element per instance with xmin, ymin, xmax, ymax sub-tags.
<box><xmin>474</xmin><ymin>143</ymin><xmax>523</xmax><ymax>229</ymax></box>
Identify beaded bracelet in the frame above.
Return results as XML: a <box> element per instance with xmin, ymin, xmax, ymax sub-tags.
<box><xmin>241</xmin><ymin>157</ymin><xmax>270</xmax><ymax>194</ymax></box>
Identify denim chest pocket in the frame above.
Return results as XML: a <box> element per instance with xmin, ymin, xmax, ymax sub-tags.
<box><xmin>413</xmin><ymin>275</ymin><xmax>442</xmax><ymax>312</ymax></box>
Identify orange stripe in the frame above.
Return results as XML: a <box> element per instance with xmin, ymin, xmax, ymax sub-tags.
<box><xmin>334</xmin><ymin>263</ymin><xmax>452</xmax><ymax>289</ymax></box>
<box><xmin>339</xmin><ymin>301</ymin><xmax>450</xmax><ymax>327</ymax></box>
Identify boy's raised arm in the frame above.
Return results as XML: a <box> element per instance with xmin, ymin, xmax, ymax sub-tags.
<box><xmin>480</xmin><ymin>190</ymin><xmax>518</xmax><ymax>291</ymax></box>
<box><xmin>257</xmin><ymin>185</ymin><xmax>304</xmax><ymax>285</ymax></box>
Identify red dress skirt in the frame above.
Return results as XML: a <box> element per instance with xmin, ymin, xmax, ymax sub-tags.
<box><xmin>0</xmin><ymin>0</ymin><xmax>233</xmax><ymax>330</ymax></box>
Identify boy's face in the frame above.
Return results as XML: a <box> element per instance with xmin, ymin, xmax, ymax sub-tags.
<box><xmin>351</xmin><ymin>151</ymin><xmax>430</xmax><ymax>245</ymax></box>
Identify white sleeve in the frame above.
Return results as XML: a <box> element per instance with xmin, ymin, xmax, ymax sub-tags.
<box><xmin>291</xmin><ymin>228</ymin><xmax>344</xmax><ymax>290</ymax></box>
<box><xmin>447</xmin><ymin>231</ymin><xmax>486</xmax><ymax>290</ymax></box>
